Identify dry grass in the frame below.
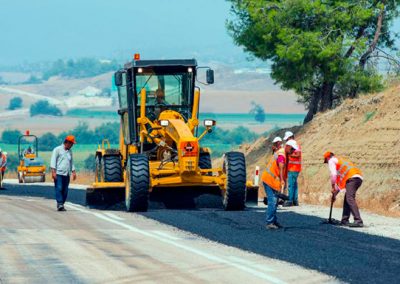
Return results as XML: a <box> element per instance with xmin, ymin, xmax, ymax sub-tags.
<box><xmin>240</xmin><ymin>84</ymin><xmax>400</xmax><ymax>217</ymax></box>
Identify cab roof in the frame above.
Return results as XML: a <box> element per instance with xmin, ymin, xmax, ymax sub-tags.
<box><xmin>124</xmin><ymin>59</ymin><xmax>197</xmax><ymax>69</ymax></box>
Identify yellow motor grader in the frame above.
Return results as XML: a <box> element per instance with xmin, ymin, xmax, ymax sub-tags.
<box><xmin>86</xmin><ymin>57</ymin><xmax>258</xmax><ymax>211</ymax></box>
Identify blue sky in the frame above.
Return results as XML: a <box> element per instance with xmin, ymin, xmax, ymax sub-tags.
<box><xmin>0</xmin><ymin>0</ymin><xmax>399</xmax><ymax>65</ymax></box>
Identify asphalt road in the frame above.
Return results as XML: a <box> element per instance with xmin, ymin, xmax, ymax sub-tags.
<box><xmin>1</xmin><ymin>182</ymin><xmax>399</xmax><ymax>284</ymax></box>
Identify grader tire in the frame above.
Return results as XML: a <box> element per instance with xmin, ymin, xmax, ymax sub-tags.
<box><xmin>199</xmin><ymin>152</ymin><xmax>212</xmax><ymax>175</ymax></box>
<box><xmin>222</xmin><ymin>152</ymin><xmax>247</xmax><ymax>211</ymax></box>
<box><xmin>102</xmin><ymin>155</ymin><xmax>122</xmax><ymax>182</ymax></box>
<box><xmin>95</xmin><ymin>155</ymin><xmax>102</xmax><ymax>182</ymax></box>
<box><xmin>126</xmin><ymin>154</ymin><xmax>150</xmax><ymax>212</ymax></box>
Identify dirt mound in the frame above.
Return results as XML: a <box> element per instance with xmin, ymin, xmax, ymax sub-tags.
<box><xmin>241</xmin><ymin>83</ymin><xmax>400</xmax><ymax>217</ymax></box>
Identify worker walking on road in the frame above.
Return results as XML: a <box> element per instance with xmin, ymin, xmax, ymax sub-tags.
<box><xmin>50</xmin><ymin>135</ymin><xmax>77</xmax><ymax>211</ymax></box>
<box><xmin>283</xmin><ymin>131</ymin><xmax>302</xmax><ymax>207</ymax></box>
<box><xmin>324</xmin><ymin>151</ymin><xmax>364</xmax><ymax>227</ymax></box>
<box><xmin>0</xmin><ymin>148</ymin><xmax>7</xmax><ymax>188</ymax></box>
<box><xmin>262</xmin><ymin>137</ymin><xmax>297</xmax><ymax>230</ymax></box>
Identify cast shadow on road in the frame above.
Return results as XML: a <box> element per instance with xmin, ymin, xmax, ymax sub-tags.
<box><xmin>2</xmin><ymin>184</ymin><xmax>399</xmax><ymax>283</ymax></box>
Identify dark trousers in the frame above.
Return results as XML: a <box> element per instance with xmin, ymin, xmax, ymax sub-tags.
<box><xmin>55</xmin><ymin>174</ymin><xmax>70</xmax><ymax>205</ymax></box>
<box><xmin>342</xmin><ymin>177</ymin><xmax>363</xmax><ymax>223</ymax></box>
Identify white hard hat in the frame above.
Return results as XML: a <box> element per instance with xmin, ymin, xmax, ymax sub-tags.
<box><xmin>286</xmin><ymin>139</ymin><xmax>299</xmax><ymax>150</ymax></box>
<box><xmin>272</xmin><ymin>137</ymin><xmax>282</xmax><ymax>143</ymax></box>
<box><xmin>283</xmin><ymin>131</ymin><xmax>294</xmax><ymax>141</ymax></box>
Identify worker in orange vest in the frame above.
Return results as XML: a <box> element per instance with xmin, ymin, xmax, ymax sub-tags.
<box><xmin>0</xmin><ymin>148</ymin><xmax>7</xmax><ymax>188</ymax></box>
<box><xmin>262</xmin><ymin>138</ymin><xmax>298</xmax><ymax>229</ymax></box>
<box><xmin>324</xmin><ymin>151</ymin><xmax>364</xmax><ymax>227</ymax></box>
<box><xmin>283</xmin><ymin>131</ymin><xmax>301</xmax><ymax>207</ymax></box>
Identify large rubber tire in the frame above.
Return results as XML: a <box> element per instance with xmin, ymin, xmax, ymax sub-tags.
<box><xmin>102</xmin><ymin>155</ymin><xmax>123</xmax><ymax>182</ymax></box>
<box><xmin>95</xmin><ymin>155</ymin><xmax>102</xmax><ymax>182</ymax></box>
<box><xmin>222</xmin><ymin>152</ymin><xmax>247</xmax><ymax>211</ymax></box>
<box><xmin>199</xmin><ymin>152</ymin><xmax>212</xmax><ymax>175</ymax></box>
<box><xmin>126</xmin><ymin>154</ymin><xmax>150</xmax><ymax>212</ymax></box>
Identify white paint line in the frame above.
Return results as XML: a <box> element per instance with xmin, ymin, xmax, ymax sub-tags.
<box><xmin>228</xmin><ymin>256</ymin><xmax>275</xmax><ymax>273</ymax></box>
<box><xmin>103</xmin><ymin>212</ymin><xmax>125</xmax><ymax>221</ymax></box>
<box><xmin>151</xmin><ymin>230</ymin><xmax>181</xmax><ymax>241</ymax></box>
<box><xmin>65</xmin><ymin>202</ymin><xmax>286</xmax><ymax>284</ymax></box>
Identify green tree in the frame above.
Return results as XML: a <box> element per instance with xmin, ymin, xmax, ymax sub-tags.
<box><xmin>1</xmin><ymin>129</ymin><xmax>23</xmax><ymax>144</ymax></box>
<box><xmin>227</xmin><ymin>0</ymin><xmax>400</xmax><ymax>123</ymax></box>
<box><xmin>39</xmin><ymin>133</ymin><xmax>60</xmax><ymax>151</ymax></box>
<box><xmin>30</xmin><ymin>100</ymin><xmax>62</xmax><ymax>117</ymax></box>
<box><xmin>249</xmin><ymin>101</ymin><xmax>266</xmax><ymax>123</ymax></box>
<box><xmin>7</xmin><ymin>97</ymin><xmax>23</xmax><ymax>110</ymax></box>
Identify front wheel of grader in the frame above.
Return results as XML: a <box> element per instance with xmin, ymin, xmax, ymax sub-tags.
<box><xmin>222</xmin><ymin>152</ymin><xmax>247</xmax><ymax>211</ymax></box>
<box><xmin>125</xmin><ymin>154</ymin><xmax>150</xmax><ymax>212</ymax></box>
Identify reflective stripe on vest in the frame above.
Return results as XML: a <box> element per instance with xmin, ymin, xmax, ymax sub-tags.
<box><xmin>288</xmin><ymin>143</ymin><xmax>301</xmax><ymax>172</ymax></box>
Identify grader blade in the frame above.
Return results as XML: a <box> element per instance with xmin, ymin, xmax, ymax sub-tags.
<box><xmin>86</xmin><ymin>186</ymin><xmax>125</xmax><ymax>209</ymax></box>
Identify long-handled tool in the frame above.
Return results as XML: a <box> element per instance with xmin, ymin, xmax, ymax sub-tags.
<box><xmin>321</xmin><ymin>193</ymin><xmax>341</xmax><ymax>225</ymax></box>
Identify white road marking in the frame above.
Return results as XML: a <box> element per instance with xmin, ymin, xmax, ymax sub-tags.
<box><xmin>65</xmin><ymin>202</ymin><xmax>286</xmax><ymax>284</ymax></box>
<box><xmin>103</xmin><ymin>212</ymin><xmax>125</xmax><ymax>221</ymax></box>
<box><xmin>151</xmin><ymin>230</ymin><xmax>181</xmax><ymax>241</ymax></box>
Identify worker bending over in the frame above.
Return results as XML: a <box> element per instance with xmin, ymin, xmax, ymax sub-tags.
<box><xmin>324</xmin><ymin>151</ymin><xmax>364</xmax><ymax>227</ymax></box>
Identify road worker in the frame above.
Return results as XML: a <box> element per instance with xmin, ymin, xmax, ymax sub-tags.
<box><xmin>0</xmin><ymin>148</ymin><xmax>7</xmax><ymax>188</ymax></box>
<box><xmin>262</xmin><ymin>137</ymin><xmax>294</xmax><ymax>230</ymax></box>
<box><xmin>283</xmin><ymin>131</ymin><xmax>302</xmax><ymax>206</ymax></box>
<box><xmin>324</xmin><ymin>151</ymin><xmax>364</xmax><ymax>227</ymax></box>
<box><xmin>50</xmin><ymin>135</ymin><xmax>77</xmax><ymax>211</ymax></box>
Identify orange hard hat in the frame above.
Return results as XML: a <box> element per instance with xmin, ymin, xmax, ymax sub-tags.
<box><xmin>65</xmin><ymin>135</ymin><xmax>76</xmax><ymax>144</ymax></box>
<box><xmin>323</xmin><ymin>151</ymin><xmax>333</xmax><ymax>163</ymax></box>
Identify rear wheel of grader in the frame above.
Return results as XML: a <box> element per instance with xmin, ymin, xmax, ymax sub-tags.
<box><xmin>126</xmin><ymin>154</ymin><xmax>150</xmax><ymax>212</ymax></box>
<box><xmin>101</xmin><ymin>155</ymin><xmax>123</xmax><ymax>182</ymax></box>
<box><xmin>222</xmin><ymin>152</ymin><xmax>247</xmax><ymax>211</ymax></box>
<box><xmin>95</xmin><ymin>155</ymin><xmax>102</xmax><ymax>182</ymax></box>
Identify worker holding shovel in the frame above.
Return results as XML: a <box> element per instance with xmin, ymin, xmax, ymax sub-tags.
<box><xmin>324</xmin><ymin>151</ymin><xmax>364</xmax><ymax>227</ymax></box>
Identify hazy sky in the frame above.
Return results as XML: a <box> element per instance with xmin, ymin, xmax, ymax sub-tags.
<box><xmin>0</xmin><ymin>0</ymin><xmax>399</xmax><ymax>65</ymax></box>
<box><xmin>0</xmin><ymin>0</ymin><xmax>246</xmax><ymax>65</ymax></box>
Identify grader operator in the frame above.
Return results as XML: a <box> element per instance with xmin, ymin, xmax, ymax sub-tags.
<box><xmin>86</xmin><ymin>56</ymin><xmax>258</xmax><ymax>212</ymax></box>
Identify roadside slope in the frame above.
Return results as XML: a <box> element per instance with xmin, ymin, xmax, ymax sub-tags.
<box><xmin>243</xmin><ymin>83</ymin><xmax>400</xmax><ymax>217</ymax></box>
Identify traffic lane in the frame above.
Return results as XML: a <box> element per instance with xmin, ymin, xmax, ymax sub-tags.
<box><xmin>141</xmin><ymin>207</ymin><xmax>400</xmax><ymax>284</ymax></box>
<box><xmin>0</xmin><ymin>195</ymin><xmax>333</xmax><ymax>284</ymax></box>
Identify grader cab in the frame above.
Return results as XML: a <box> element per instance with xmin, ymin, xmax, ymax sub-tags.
<box><xmin>86</xmin><ymin>57</ymin><xmax>258</xmax><ymax>211</ymax></box>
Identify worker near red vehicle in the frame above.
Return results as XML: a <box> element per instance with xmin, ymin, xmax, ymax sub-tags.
<box><xmin>283</xmin><ymin>131</ymin><xmax>301</xmax><ymax>207</ymax></box>
<box><xmin>324</xmin><ymin>151</ymin><xmax>364</xmax><ymax>227</ymax></box>
<box><xmin>50</xmin><ymin>135</ymin><xmax>77</xmax><ymax>211</ymax></box>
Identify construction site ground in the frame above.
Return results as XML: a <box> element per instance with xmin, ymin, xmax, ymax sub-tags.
<box><xmin>1</xmin><ymin>180</ymin><xmax>399</xmax><ymax>284</ymax></box>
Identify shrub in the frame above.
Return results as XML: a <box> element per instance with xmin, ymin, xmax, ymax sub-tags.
<box><xmin>1</xmin><ymin>129</ymin><xmax>23</xmax><ymax>144</ymax></box>
<box><xmin>39</xmin><ymin>133</ymin><xmax>60</xmax><ymax>151</ymax></box>
<box><xmin>7</xmin><ymin>97</ymin><xmax>23</xmax><ymax>110</ymax></box>
<box><xmin>30</xmin><ymin>100</ymin><xmax>62</xmax><ymax>117</ymax></box>
<box><xmin>84</xmin><ymin>153</ymin><xmax>96</xmax><ymax>172</ymax></box>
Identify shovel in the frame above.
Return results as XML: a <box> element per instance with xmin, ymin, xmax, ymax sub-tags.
<box><xmin>321</xmin><ymin>193</ymin><xmax>341</xmax><ymax>225</ymax></box>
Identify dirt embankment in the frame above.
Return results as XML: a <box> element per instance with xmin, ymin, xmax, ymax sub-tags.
<box><xmin>240</xmin><ymin>83</ymin><xmax>400</xmax><ymax>217</ymax></box>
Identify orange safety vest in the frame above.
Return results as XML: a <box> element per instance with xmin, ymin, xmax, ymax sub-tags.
<box><xmin>262</xmin><ymin>154</ymin><xmax>285</xmax><ymax>191</ymax></box>
<box><xmin>0</xmin><ymin>154</ymin><xmax>6</xmax><ymax>172</ymax></box>
<box><xmin>288</xmin><ymin>142</ymin><xmax>301</xmax><ymax>172</ymax></box>
<box><xmin>336</xmin><ymin>157</ymin><xmax>362</xmax><ymax>189</ymax></box>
